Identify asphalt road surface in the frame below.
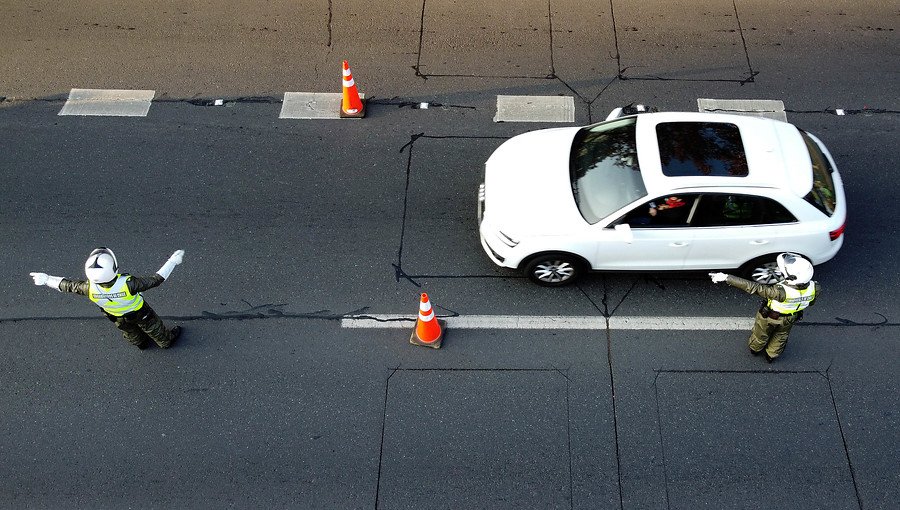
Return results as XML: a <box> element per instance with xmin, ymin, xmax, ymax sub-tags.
<box><xmin>2</xmin><ymin>1</ymin><xmax>898</xmax><ymax>509</ymax></box>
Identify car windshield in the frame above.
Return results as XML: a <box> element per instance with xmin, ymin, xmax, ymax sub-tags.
<box><xmin>800</xmin><ymin>131</ymin><xmax>837</xmax><ymax>216</ymax></box>
<box><xmin>570</xmin><ymin>117</ymin><xmax>646</xmax><ymax>224</ymax></box>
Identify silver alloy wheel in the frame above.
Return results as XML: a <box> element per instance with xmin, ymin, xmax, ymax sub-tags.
<box><xmin>532</xmin><ymin>259</ymin><xmax>576</xmax><ymax>283</ymax></box>
<box><xmin>750</xmin><ymin>261</ymin><xmax>783</xmax><ymax>284</ymax></box>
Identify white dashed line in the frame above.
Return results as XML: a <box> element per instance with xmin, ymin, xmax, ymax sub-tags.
<box><xmin>58</xmin><ymin>88</ymin><xmax>155</xmax><ymax>116</ymax></box>
<box><xmin>341</xmin><ymin>315</ymin><xmax>753</xmax><ymax>330</ymax></box>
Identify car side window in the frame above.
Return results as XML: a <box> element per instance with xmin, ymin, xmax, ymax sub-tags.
<box><xmin>617</xmin><ymin>195</ymin><xmax>697</xmax><ymax>228</ymax></box>
<box><xmin>691</xmin><ymin>194</ymin><xmax>797</xmax><ymax>227</ymax></box>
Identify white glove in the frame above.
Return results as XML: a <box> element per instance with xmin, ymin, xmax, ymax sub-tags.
<box><xmin>30</xmin><ymin>272</ymin><xmax>63</xmax><ymax>290</ymax></box>
<box><xmin>709</xmin><ymin>272</ymin><xmax>729</xmax><ymax>283</ymax></box>
<box><xmin>30</xmin><ymin>272</ymin><xmax>48</xmax><ymax>286</ymax></box>
<box><xmin>157</xmin><ymin>250</ymin><xmax>185</xmax><ymax>280</ymax></box>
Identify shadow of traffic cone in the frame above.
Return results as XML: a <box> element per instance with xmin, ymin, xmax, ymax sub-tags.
<box><xmin>340</xmin><ymin>60</ymin><xmax>366</xmax><ymax>118</ymax></box>
<box><xmin>410</xmin><ymin>293</ymin><xmax>444</xmax><ymax>349</ymax></box>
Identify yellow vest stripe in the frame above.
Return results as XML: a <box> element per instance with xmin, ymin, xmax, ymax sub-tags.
<box><xmin>768</xmin><ymin>282</ymin><xmax>816</xmax><ymax>314</ymax></box>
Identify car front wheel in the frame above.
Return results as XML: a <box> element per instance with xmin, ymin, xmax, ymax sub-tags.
<box><xmin>523</xmin><ymin>254</ymin><xmax>584</xmax><ymax>286</ymax></box>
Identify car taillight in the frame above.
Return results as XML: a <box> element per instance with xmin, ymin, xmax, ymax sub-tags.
<box><xmin>829</xmin><ymin>222</ymin><xmax>845</xmax><ymax>241</ymax></box>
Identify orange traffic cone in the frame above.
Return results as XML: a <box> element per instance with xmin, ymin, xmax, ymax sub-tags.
<box><xmin>340</xmin><ymin>60</ymin><xmax>366</xmax><ymax>118</ymax></box>
<box><xmin>410</xmin><ymin>293</ymin><xmax>444</xmax><ymax>348</ymax></box>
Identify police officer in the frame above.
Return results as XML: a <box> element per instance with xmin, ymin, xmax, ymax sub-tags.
<box><xmin>30</xmin><ymin>247</ymin><xmax>185</xmax><ymax>350</ymax></box>
<box><xmin>710</xmin><ymin>253</ymin><xmax>817</xmax><ymax>362</ymax></box>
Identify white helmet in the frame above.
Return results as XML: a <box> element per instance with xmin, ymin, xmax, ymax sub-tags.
<box><xmin>85</xmin><ymin>247</ymin><xmax>118</xmax><ymax>284</ymax></box>
<box><xmin>777</xmin><ymin>252</ymin><xmax>813</xmax><ymax>285</ymax></box>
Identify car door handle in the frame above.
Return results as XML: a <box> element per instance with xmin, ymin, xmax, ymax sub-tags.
<box><xmin>669</xmin><ymin>241</ymin><xmax>689</xmax><ymax>247</ymax></box>
<box><xmin>750</xmin><ymin>240</ymin><xmax>770</xmax><ymax>245</ymax></box>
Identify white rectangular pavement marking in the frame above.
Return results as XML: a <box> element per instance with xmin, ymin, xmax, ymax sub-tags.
<box><xmin>59</xmin><ymin>88</ymin><xmax>155</xmax><ymax>116</ymax></box>
<box><xmin>494</xmin><ymin>95</ymin><xmax>575</xmax><ymax>123</ymax></box>
<box><xmin>697</xmin><ymin>98</ymin><xmax>787</xmax><ymax>122</ymax></box>
<box><xmin>342</xmin><ymin>315</ymin><xmax>753</xmax><ymax>331</ymax></box>
<box><xmin>280</xmin><ymin>92</ymin><xmax>366</xmax><ymax>119</ymax></box>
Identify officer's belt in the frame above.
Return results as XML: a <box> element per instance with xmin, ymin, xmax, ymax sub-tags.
<box><xmin>759</xmin><ymin>306</ymin><xmax>798</xmax><ymax>320</ymax></box>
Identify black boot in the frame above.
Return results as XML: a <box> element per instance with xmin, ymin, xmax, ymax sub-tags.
<box><xmin>169</xmin><ymin>326</ymin><xmax>182</xmax><ymax>346</ymax></box>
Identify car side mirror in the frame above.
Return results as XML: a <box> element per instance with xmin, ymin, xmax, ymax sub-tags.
<box><xmin>614</xmin><ymin>223</ymin><xmax>634</xmax><ymax>244</ymax></box>
<box><xmin>605</xmin><ymin>107</ymin><xmax>624</xmax><ymax>121</ymax></box>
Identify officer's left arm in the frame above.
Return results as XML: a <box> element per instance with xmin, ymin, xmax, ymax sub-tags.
<box><xmin>157</xmin><ymin>250</ymin><xmax>185</xmax><ymax>280</ymax></box>
<box><xmin>126</xmin><ymin>274</ymin><xmax>165</xmax><ymax>294</ymax></box>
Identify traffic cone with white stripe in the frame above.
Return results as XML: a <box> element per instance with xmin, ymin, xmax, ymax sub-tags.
<box><xmin>410</xmin><ymin>293</ymin><xmax>444</xmax><ymax>348</ymax></box>
<box><xmin>340</xmin><ymin>60</ymin><xmax>366</xmax><ymax>118</ymax></box>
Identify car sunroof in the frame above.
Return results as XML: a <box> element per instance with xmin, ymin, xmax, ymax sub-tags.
<box><xmin>655</xmin><ymin>122</ymin><xmax>749</xmax><ymax>177</ymax></box>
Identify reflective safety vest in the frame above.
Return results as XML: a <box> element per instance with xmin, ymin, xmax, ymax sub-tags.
<box><xmin>768</xmin><ymin>282</ymin><xmax>816</xmax><ymax>314</ymax></box>
<box><xmin>88</xmin><ymin>274</ymin><xmax>144</xmax><ymax>316</ymax></box>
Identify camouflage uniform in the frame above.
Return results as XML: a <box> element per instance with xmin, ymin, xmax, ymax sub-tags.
<box><xmin>59</xmin><ymin>274</ymin><xmax>178</xmax><ymax>349</ymax></box>
<box><xmin>723</xmin><ymin>275</ymin><xmax>818</xmax><ymax>361</ymax></box>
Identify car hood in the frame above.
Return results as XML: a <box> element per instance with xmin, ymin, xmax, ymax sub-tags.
<box><xmin>484</xmin><ymin>127</ymin><xmax>587</xmax><ymax>236</ymax></box>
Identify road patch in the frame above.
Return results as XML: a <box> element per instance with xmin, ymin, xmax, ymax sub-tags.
<box><xmin>698</xmin><ymin>98</ymin><xmax>787</xmax><ymax>122</ymax></box>
<box><xmin>58</xmin><ymin>88</ymin><xmax>155</xmax><ymax>116</ymax></box>
<box><xmin>494</xmin><ymin>95</ymin><xmax>575</xmax><ymax>123</ymax></box>
<box><xmin>280</xmin><ymin>92</ymin><xmax>366</xmax><ymax>119</ymax></box>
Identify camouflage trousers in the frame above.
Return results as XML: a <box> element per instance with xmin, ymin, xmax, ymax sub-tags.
<box><xmin>106</xmin><ymin>305</ymin><xmax>175</xmax><ymax>349</ymax></box>
<box><xmin>748</xmin><ymin>311</ymin><xmax>800</xmax><ymax>359</ymax></box>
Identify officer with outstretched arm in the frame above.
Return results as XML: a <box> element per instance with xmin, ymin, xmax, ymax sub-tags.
<box><xmin>710</xmin><ymin>252</ymin><xmax>817</xmax><ymax>362</ymax></box>
<box><xmin>30</xmin><ymin>247</ymin><xmax>185</xmax><ymax>350</ymax></box>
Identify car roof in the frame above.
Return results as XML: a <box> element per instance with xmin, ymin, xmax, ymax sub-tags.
<box><xmin>633</xmin><ymin>112</ymin><xmax>814</xmax><ymax>197</ymax></box>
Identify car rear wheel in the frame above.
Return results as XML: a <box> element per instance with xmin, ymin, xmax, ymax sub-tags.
<box><xmin>739</xmin><ymin>254</ymin><xmax>801</xmax><ymax>284</ymax></box>
<box><xmin>523</xmin><ymin>254</ymin><xmax>584</xmax><ymax>286</ymax></box>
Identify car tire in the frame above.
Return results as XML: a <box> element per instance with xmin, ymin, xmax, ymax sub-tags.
<box><xmin>738</xmin><ymin>254</ymin><xmax>809</xmax><ymax>284</ymax></box>
<box><xmin>523</xmin><ymin>253</ymin><xmax>585</xmax><ymax>286</ymax></box>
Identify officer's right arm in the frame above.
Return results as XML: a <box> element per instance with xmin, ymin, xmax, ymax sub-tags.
<box><xmin>724</xmin><ymin>275</ymin><xmax>786</xmax><ymax>301</ymax></box>
<box><xmin>57</xmin><ymin>279</ymin><xmax>91</xmax><ymax>296</ymax></box>
<box><xmin>30</xmin><ymin>272</ymin><xmax>60</xmax><ymax>289</ymax></box>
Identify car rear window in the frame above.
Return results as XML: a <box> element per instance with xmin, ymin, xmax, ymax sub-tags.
<box><xmin>691</xmin><ymin>194</ymin><xmax>797</xmax><ymax>227</ymax></box>
<box><xmin>655</xmin><ymin>122</ymin><xmax>749</xmax><ymax>177</ymax></box>
<box><xmin>800</xmin><ymin>131</ymin><xmax>837</xmax><ymax>216</ymax></box>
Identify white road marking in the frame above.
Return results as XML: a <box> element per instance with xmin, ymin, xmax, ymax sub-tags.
<box><xmin>280</xmin><ymin>92</ymin><xmax>365</xmax><ymax>119</ymax></box>
<box><xmin>697</xmin><ymin>98</ymin><xmax>787</xmax><ymax>122</ymax></box>
<box><xmin>342</xmin><ymin>315</ymin><xmax>753</xmax><ymax>330</ymax></box>
<box><xmin>494</xmin><ymin>95</ymin><xmax>575</xmax><ymax>123</ymax></box>
<box><xmin>58</xmin><ymin>88</ymin><xmax>155</xmax><ymax>116</ymax></box>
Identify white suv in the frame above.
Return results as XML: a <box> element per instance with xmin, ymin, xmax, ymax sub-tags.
<box><xmin>478</xmin><ymin>109</ymin><xmax>846</xmax><ymax>285</ymax></box>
